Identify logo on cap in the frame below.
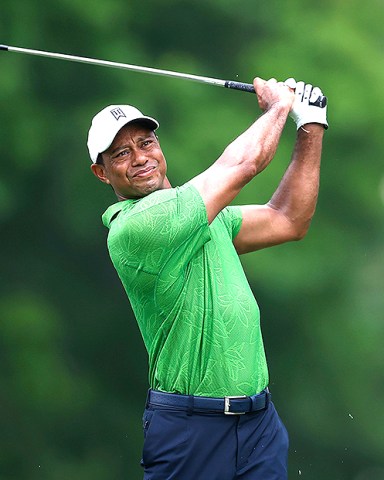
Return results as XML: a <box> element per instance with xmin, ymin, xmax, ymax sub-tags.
<box><xmin>110</xmin><ymin>108</ymin><xmax>126</xmax><ymax>121</ymax></box>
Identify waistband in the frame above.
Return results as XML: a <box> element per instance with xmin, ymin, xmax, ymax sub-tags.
<box><xmin>146</xmin><ymin>388</ymin><xmax>270</xmax><ymax>415</ymax></box>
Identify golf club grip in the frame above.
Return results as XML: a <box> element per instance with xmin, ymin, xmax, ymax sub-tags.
<box><xmin>225</xmin><ymin>81</ymin><xmax>255</xmax><ymax>93</ymax></box>
<box><xmin>225</xmin><ymin>80</ymin><xmax>327</xmax><ymax>107</ymax></box>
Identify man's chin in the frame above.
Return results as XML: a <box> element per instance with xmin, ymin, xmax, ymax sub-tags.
<box><xmin>117</xmin><ymin>178</ymin><xmax>167</xmax><ymax>200</ymax></box>
<box><xmin>130</xmin><ymin>183</ymin><xmax>162</xmax><ymax>199</ymax></box>
<box><xmin>139</xmin><ymin>177</ymin><xmax>167</xmax><ymax>196</ymax></box>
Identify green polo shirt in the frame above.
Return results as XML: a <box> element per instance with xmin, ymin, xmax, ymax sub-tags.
<box><xmin>102</xmin><ymin>183</ymin><xmax>268</xmax><ymax>397</ymax></box>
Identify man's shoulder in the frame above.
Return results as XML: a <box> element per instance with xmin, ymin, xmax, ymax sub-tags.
<box><xmin>102</xmin><ymin>183</ymin><xmax>203</xmax><ymax>229</ymax></box>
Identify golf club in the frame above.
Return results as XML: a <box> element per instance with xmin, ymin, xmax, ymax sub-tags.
<box><xmin>0</xmin><ymin>44</ymin><xmax>326</xmax><ymax>106</ymax></box>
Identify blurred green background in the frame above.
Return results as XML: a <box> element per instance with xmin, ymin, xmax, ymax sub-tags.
<box><xmin>1</xmin><ymin>0</ymin><xmax>383</xmax><ymax>478</ymax></box>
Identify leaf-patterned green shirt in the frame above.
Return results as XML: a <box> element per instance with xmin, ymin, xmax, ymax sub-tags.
<box><xmin>102</xmin><ymin>183</ymin><xmax>268</xmax><ymax>397</ymax></box>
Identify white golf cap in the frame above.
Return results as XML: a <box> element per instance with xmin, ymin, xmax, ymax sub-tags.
<box><xmin>87</xmin><ymin>104</ymin><xmax>159</xmax><ymax>163</ymax></box>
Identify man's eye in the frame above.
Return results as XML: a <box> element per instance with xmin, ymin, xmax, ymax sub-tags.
<box><xmin>117</xmin><ymin>150</ymin><xmax>129</xmax><ymax>157</ymax></box>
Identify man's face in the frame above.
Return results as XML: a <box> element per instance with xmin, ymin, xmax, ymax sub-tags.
<box><xmin>93</xmin><ymin>123</ymin><xmax>168</xmax><ymax>200</ymax></box>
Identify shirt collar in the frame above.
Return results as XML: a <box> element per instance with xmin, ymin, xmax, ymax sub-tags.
<box><xmin>102</xmin><ymin>200</ymin><xmax>136</xmax><ymax>228</ymax></box>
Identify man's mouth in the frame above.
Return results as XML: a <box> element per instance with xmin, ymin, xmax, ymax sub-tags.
<box><xmin>133</xmin><ymin>166</ymin><xmax>156</xmax><ymax>178</ymax></box>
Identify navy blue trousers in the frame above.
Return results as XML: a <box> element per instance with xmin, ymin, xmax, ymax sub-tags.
<box><xmin>141</xmin><ymin>400</ymin><xmax>289</xmax><ymax>479</ymax></box>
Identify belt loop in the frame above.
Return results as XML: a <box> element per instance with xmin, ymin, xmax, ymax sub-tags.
<box><xmin>145</xmin><ymin>389</ymin><xmax>151</xmax><ymax>408</ymax></box>
<box><xmin>265</xmin><ymin>387</ymin><xmax>271</xmax><ymax>408</ymax></box>
<box><xmin>186</xmin><ymin>394</ymin><xmax>194</xmax><ymax>416</ymax></box>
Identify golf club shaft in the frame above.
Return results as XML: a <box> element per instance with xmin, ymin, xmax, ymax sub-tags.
<box><xmin>0</xmin><ymin>44</ymin><xmax>255</xmax><ymax>93</ymax></box>
<box><xmin>0</xmin><ymin>44</ymin><xmax>327</xmax><ymax>107</ymax></box>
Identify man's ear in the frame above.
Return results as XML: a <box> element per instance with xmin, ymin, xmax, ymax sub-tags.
<box><xmin>90</xmin><ymin>163</ymin><xmax>111</xmax><ymax>184</ymax></box>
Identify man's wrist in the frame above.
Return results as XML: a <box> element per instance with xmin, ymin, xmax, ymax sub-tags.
<box><xmin>297</xmin><ymin>123</ymin><xmax>326</xmax><ymax>135</ymax></box>
<box><xmin>267</xmin><ymin>101</ymin><xmax>291</xmax><ymax>117</ymax></box>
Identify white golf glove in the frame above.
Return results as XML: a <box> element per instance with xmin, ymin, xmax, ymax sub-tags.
<box><xmin>284</xmin><ymin>78</ymin><xmax>328</xmax><ymax>130</ymax></box>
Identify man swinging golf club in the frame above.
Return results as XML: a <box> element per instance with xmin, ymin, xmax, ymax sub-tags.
<box><xmin>87</xmin><ymin>76</ymin><xmax>328</xmax><ymax>480</ymax></box>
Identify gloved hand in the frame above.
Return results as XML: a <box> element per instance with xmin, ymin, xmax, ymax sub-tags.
<box><xmin>284</xmin><ymin>78</ymin><xmax>328</xmax><ymax>130</ymax></box>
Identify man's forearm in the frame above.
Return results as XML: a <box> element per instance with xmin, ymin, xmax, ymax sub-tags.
<box><xmin>221</xmin><ymin>102</ymin><xmax>291</xmax><ymax>180</ymax></box>
<box><xmin>268</xmin><ymin>124</ymin><xmax>324</xmax><ymax>237</ymax></box>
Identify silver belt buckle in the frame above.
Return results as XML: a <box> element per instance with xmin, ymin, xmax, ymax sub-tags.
<box><xmin>224</xmin><ymin>395</ymin><xmax>247</xmax><ymax>415</ymax></box>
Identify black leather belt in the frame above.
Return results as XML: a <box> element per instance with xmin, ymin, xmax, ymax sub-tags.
<box><xmin>147</xmin><ymin>388</ymin><xmax>270</xmax><ymax>415</ymax></box>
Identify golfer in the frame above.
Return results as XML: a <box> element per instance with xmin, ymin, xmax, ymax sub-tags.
<box><xmin>87</xmin><ymin>77</ymin><xmax>327</xmax><ymax>479</ymax></box>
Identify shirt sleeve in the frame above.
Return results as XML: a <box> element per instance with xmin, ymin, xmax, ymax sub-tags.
<box><xmin>220</xmin><ymin>206</ymin><xmax>243</xmax><ymax>239</ymax></box>
<box><xmin>107</xmin><ymin>183</ymin><xmax>211</xmax><ymax>275</ymax></box>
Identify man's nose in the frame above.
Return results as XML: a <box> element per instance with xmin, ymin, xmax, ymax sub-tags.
<box><xmin>131</xmin><ymin>148</ymin><xmax>148</xmax><ymax>166</ymax></box>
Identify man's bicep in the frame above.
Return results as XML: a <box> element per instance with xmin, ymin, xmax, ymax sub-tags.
<box><xmin>233</xmin><ymin>204</ymin><xmax>299</xmax><ymax>254</ymax></box>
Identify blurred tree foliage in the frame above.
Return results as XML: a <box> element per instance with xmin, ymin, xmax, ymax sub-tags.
<box><xmin>1</xmin><ymin>0</ymin><xmax>384</xmax><ymax>479</ymax></box>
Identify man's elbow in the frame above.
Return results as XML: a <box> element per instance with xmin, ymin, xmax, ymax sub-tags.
<box><xmin>220</xmin><ymin>144</ymin><xmax>261</xmax><ymax>182</ymax></box>
<box><xmin>290</xmin><ymin>220</ymin><xmax>312</xmax><ymax>241</ymax></box>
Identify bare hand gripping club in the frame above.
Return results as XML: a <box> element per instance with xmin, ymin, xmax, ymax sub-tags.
<box><xmin>0</xmin><ymin>44</ymin><xmax>327</xmax><ymax>107</ymax></box>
